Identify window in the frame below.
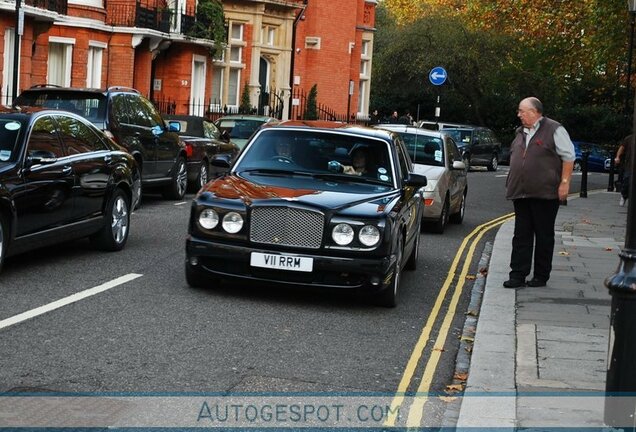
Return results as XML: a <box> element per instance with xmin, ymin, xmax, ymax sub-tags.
<box><xmin>111</xmin><ymin>94</ymin><xmax>131</xmax><ymax>125</ymax></box>
<box><xmin>361</xmin><ymin>40</ymin><xmax>370</xmax><ymax>57</ymax></box>
<box><xmin>3</xmin><ymin>28</ymin><xmax>17</xmax><ymax>105</ymax></box>
<box><xmin>227</xmin><ymin>69</ymin><xmax>240</xmax><ymax>107</ymax></box>
<box><xmin>55</xmin><ymin>115</ymin><xmax>107</xmax><ymax>154</ymax></box>
<box><xmin>211</xmin><ymin>67</ymin><xmax>223</xmax><ymax>107</ymax></box>
<box><xmin>48</xmin><ymin>38</ymin><xmax>75</xmax><ymax>87</ymax></box>
<box><xmin>191</xmin><ymin>55</ymin><xmax>207</xmax><ymax>116</ymax></box>
<box><xmin>230</xmin><ymin>46</ymin><xmax>242</xmax><ymax>63</ymax></box>
<box><xmin>230</xmin><ymin>23</ymin><xmax>243</xmax><ymax>41</ymax></box>
<box><xmin>360</xmin><ymin>60</ymin><xmax>369</xmax><ymax>76</ymax></box>
<box><xmin>86</xmin><ymin>44</ymin><xmax>105</xmax><ymax>88</ymax></box>
<box><xmin>262</xmin><ymin>26</ymin><xmax>275</xmax><ymax>46</ymax></box>
<box><xmin>68</xmin><ymin>0</ymin><xmax>103</xmax><ymax>7</ymax></box>
<box><xmin>28</xmin><ymin>116</ymin><xmax>64</xmax><ymax>158</ymax></box>
<box><xmin>357</xmin><ymin>80</ymin><xmax>366</xmax><ymax>115</ymax></box>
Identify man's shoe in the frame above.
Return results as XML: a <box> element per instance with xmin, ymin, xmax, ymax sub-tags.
<box><xmin>620</xmin><ymin>196</ymin><xmax>626</xmax><ymax>207</ymax></box>
<box><xmin>526</xmin><ymin>278</ymin><xmax>547</xmax><ymax>287</ymax></box>
<box><xmin>503</xmin><ymin>279</ymin><xmax>525</xmax><ymax>288</ymax></box>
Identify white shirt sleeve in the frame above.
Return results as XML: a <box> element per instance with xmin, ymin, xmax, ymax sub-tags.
<box><xmin>553</xmin><ymin>126</ymin><xmax>576</xmax><ymax>161</ymax></box>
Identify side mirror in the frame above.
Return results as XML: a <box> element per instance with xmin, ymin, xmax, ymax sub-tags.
<box><xmin>211</xmin><ymin>153</ymin><xmax>232</xmax><ymax>169</ymax></box>
<box><xmin>406</xmin><ymin>173</ymin><xmax>427</xmax><ymax>188</ymax></box>
<box><xmin>168</xmin><ymin>121</ymin><xmax>181</xmax><ymax>133</ymax></box>
<box><xmin>452</xmin><ymin>160</ymin><xmax>467</xmax><ymax>170</ymax></box>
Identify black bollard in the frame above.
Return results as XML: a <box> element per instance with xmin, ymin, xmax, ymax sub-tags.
<box><xmin>580</xmin><ymin>151</ymin><xmax>589</xmax><ymax>198</ymax></box>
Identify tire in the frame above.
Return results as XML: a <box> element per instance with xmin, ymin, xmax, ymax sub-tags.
<box><xmin>193</xmin><ymin>159</ymin><xmax>209</xmax><ymax>192</ymax></box>
<box><xmin>449</xmin><ymin>189</ymin><xmax>467</xmax><ymax>224</ymax></box>
<box><xmin>0</xmin><ymin>216</ymin><xmax>6</xmax><ymax>274</ymax></box>
<box><xmin>90</xmin><ymin>188</ymin><xmax>130</xmax><ymax>251</ymax></box>
<box><xmin>487</xmin><ymin>154</ymin><xmax>498</xmax><ymax>171</ymax></box>
<box><xmin>374</xmin><ymin>235</ymin><xmax>402</xmax><ymax>308</ymax></box>
<box><xmin>132</xmin><ymin>169</ymin><xmax>142</xmax><ymax>210</ymax></box>
<box><xmin>405</xmin><ymin>230</ymin><xmax>419</xmax><ymax>271</ymax></box>
<box><xmin>185</xmin><ymin>261</ymin><xmax>217</xmax><ymax>288</ymax></box>
<box><xmin>431</xmin><ymin>197</ymin><xmax>449</xmax><ymax>234</ymax></box>
<box><xmin>162</xmin><ymin>156</ymin><xmax>187</xmax><ymax>200</ymax></box>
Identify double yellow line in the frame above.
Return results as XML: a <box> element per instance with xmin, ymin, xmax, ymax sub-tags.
<box><xmin>385</xmin><ymin>212</ymin><xmax>515</xmax><ymax>427</ymax></box>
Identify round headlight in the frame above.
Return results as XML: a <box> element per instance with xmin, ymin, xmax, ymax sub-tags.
<box><xmin>359</xmin><ymin>225</ymin><xmax>380</xmax><ymax>247</ymax></box>
<box><xmin>199</xmin><ymin>209</ymin><xmax>219</xmax><ymax>230</ymax></box>
<box><xmin>332</xmin><ymin>223</ymin><xmax>354</xmax><ymax>246</ymax></box>
<box><xmin>222</xmin><ymin>211</ymin><xmax>244</xmax><ymax>234</ymax></box>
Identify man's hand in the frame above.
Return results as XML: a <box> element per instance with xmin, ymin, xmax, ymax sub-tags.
<box><xmin>558</xmin><ymin>182</ymin><xmax>570</xmax><ymax>201</ymax></box>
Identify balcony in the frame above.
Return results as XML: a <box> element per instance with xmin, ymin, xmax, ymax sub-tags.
<box><xmin>106</xmin><ymin>1</ymin><xmax>195</xmax><ymax>34</ymax></box>
<box><xmin>24</xmin><ymin>0</ymin><xmax>68</xmax><ymax>14</ymax></box>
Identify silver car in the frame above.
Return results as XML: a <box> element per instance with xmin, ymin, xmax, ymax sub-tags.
<box><xmin>377</xmin><ymin>125</ymin><xmax>468</xmax><ymax>233</ymax></box>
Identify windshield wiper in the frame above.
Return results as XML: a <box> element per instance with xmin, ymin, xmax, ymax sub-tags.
<box><xmin>238</xmin><ymin>168</ymin><xmax>314</xmax><ymax>177</ymax></box>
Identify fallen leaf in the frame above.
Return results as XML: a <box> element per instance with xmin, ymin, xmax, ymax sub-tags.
<box><xmin>439</xmin><ymin>396</ymin><xmax>458</xmax><ymax>402</ymax></box>
<box><xmin>433</xmin><ymin>347</ymin><xmax>445</xmax><ymax>352</ymax></box>
<box><xmin>446</xmin><ymin>384</ymin><xmax>464</xmax><ymax>392</ymax></box>
<box><xmin>478</xmin><ymin>267</ymin><xmax>488</xmax><ymax>275</ymax></box>
<box><xmin>605</xmin><ymin>247</ymin><xmax>613</xmax><ymax>251</ymax></box>
<box><xmin>465</xmin><ymin>310</ymin><xmax>479</xmax><ymax>317</ymax></box>
<box><xmin>465</xmin><ymin>346</ymin><xmax>473</xmax><ymax>353</ymax></box>
<box><xmin>465</xmin><ymin>275</ymin><xmax>476</xmax><ymax>280</ymax></box>
<box><xmin>558</xmin><ymin>251</ymin><xmax>570</xmax><ymax>256</ymax></box>
<box><xmin>454</xmin><ymin>372</ymin><xmax>469</xmax><ymax>381</ymax></box>
<box><xmin>460</xmin><ymin>336</ymin><xmax>474</xmax><ymax>342</ymax></box>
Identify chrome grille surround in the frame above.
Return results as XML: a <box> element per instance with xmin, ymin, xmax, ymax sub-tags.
<box><xmin>250</xmin><ymin>207</ymin><xmax>324</xmax><ymax>249</ymax></box>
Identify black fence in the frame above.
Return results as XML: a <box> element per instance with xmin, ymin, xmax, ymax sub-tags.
<box><xmin>26</xmin><ymin>0</ymin><xmax>67</xmax><ymax>14</ymax></box>
<box><xmin>106</xmin><ymin>1</ymin><xmax>195</xmax><ymax>34</ymax></box>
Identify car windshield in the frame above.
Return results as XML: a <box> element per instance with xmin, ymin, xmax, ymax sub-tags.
<box><xmin>396</xmin><ymin>133</ymin><xmax>444</xmax><ymax>167</ymax></box>
<box><xmin>217</xmin><ymin>119</ymin><xmax>266</xmax><ymax>139</ymax></box>
<box><xmin>0</xmin><ymin>118</ymin><xmax>24</xmax><ymax>163</ymax></box>
<box><xmin>442</xmin><ymin>129</ymin><xmax>473</xmax><ymax>146</ymax></box>
<box><xmin>15</xmin><ymin>91</ymin><xmax>106</xmax><ymax>122</ymax></box>
<box><xmin>236</xmin><ymin>129</ymin><xmax>394</xmax><ymax>185</ymax></box>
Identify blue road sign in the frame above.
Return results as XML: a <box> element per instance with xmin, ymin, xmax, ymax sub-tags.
<box><xmin>429</xmin><ymin>67</ymin><xmax>447</xmax><ymax>86</ymax></box>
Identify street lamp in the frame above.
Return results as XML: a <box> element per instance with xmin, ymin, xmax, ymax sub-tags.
<box><xmin>604</xmin><ymin>3</ymin><xmax>636</xmax><ymax>426</ymax></box>
<box><xmin>626</xmin><ymin>0</ymin><xmax>636</xmax><ymax>114</ymax></box>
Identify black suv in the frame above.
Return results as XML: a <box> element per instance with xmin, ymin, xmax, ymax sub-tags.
<box><xmin>440</xmin><ymin>126</ymin><xmax>501</xmax><ymax>171</ymax></box>
<box><xmin>14</xmin><ymin>86</ymin><xmax>187</xmax><ymax>200</ymax></box>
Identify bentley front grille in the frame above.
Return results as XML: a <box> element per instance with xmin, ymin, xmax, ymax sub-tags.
<box><xmin>250</xmin><ymin>207</ymin><xmax>324</xmax><ymax>249</ymax></box>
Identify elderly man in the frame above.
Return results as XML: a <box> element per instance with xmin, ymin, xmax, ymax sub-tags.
<box><xmin>503</xmin><ymin>97</ymin><xmax>576</xmax><ymax>288</ymax></box>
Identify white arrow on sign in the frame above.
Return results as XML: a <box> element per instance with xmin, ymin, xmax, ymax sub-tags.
<box><xmin>431</xmin><ymin>71</ymin><xmax>446</xmax><ymax>80</ymax></box>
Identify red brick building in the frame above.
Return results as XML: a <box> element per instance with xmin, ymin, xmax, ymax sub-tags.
<box><xmin>0</xmin><ymin>0</ymin><xmax>376</xmax><ymax>120</ymax></box>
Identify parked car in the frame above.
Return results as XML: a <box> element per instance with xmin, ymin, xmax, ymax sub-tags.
<box><xmin>214</xmin><ymin>115</ymin><xmax>279</xmax><ymax>149</ymax></box>
<box><xmin>440</xmin><ymin>126</ymin><xmax>501</xmax><ymax>171</ymax></box>
<box><xmin>185</xmin><ymin>121</ymin><xmax>427</xmax><ymax>307</ymax></box>
<box><xmin>573</xmin><ymin>141</ymin><xmax>611</xmax><ymax>173</ymax></box>
<box><xmin>377</xmin><ymin>124</ymin><xmax>468</xmax><ymax>233</ymax></box>
<box><xmin>0</xmin><ymin>107</ymin><xmax>140</xmax><ymax>273</ymax></box>
<box><xmin>165</xmin><ymin>115</ymin><xmax>240</xmax><ymax>191</ymax></box>
<box><xmin>14</xmin><ymin>85</ymin><xmax>187</xmax><ymax>201</ymax></box>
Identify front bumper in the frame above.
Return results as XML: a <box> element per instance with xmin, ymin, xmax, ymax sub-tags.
<box><xmin>186</xmin><ymin>235</ymin><xmax>396</xmax><ymax>292</ymax></box>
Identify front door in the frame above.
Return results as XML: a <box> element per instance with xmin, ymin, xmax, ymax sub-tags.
<box><xmin>259</xmin><ymin>57</ymin><xmax>270</xmax><ymax>115</ymax></box>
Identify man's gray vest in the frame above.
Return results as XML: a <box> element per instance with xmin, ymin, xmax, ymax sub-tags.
<box><xmin>506</xmin><ymin>117</ymin><xmax>562</xmax><ymax>200</ymax></box>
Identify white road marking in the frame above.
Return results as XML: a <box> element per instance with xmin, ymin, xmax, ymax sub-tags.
<box><xmin>174</xmin><ymin>201</ymin><xmax>189</xmax><ymax>206</ymax></box>
<box><xmin>0</xmin><ymin>273</ymin><xmax>143</xmax><ymax>331</ymax></box>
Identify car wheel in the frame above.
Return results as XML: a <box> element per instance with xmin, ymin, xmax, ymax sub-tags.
<box><xmin>90</xmin><ymin>188</ymin><xmax>130</xmax><ymax>251</ymax></box>
<box><xmin>449</xmin><ymin>189</ymin><xmax>467</xmax><ymax>224</ymax></box>
<box><xmin>405</xmin><ymin>230</ymin><xmax>419</xmax><ymax>271</ymax></box>
<box><xmin>163</xmin><ymin>156</ymin><xmax>187</xmax><ymax>200</ymax></box>
<box><xmin>195</xmin><ymin>160</ymin><xmax>209</xmax><ymax>191</ymax></box>
<box><xmin>374</xmin><ymin>235</ymin><xmax>402</xmax><ymax>308</ymax></box>
<box><xmin>185</xmin><ymin>261</ymin><xmax>217</xmax><ymax>288</ymax></box>
<box><xmin>573</xmin><ymin>159</ymin><xmax>582</xmax><ymax>172</ymax></box>
<box><xmin>132</xmin><ymin>169</ymin><xmax>142</xmax><ymax>210</ymax></box>
<box><xmin>487</xmin><ymin>154</ymin><xmax>498</xmax><ymax>171</ymax></box>
<box><xmin>431</xmin><ymin>197</ymin><xmax>449</xmax><ymax>234</ymax></box>
<box><xmin>0</xmin><ymin>216</ymin><xmax>6</xmax><ymax>274</ymax></box>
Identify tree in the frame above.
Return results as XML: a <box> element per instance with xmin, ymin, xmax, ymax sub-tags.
<box><xmin>187</xmin><ymin>0</ymin><xmax>226</xmax><ymax>56</ymax></box>
<box><xmin>304</xmin><ymin>84</ymin><xmax>318</xmax><ymax>120</ymax></box>
<box><xmin>239</xmin><ymin>85</ymin><xmax>251</xmax><ymax>114</ymax></box>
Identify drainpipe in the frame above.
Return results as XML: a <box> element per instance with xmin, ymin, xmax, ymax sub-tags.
<box><xmin>288</xmin><ymin>0</ymin><xmax>307</xmax><ymax>120</ymax></box>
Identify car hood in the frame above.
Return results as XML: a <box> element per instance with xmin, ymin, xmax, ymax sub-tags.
<box><xmin>412</xmin><ymin>164</ymin><xmax>445</xmax><ymax>182</ymax></box>
<box><xmin>199</xmin><ymin>173</ymin><xmax>398</xmax><ymax>214</ymax></box>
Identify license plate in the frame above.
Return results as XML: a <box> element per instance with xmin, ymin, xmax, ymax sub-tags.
<box><xmin>250</xmin><ymin>252</ymin><xmax>313</xmax><ymax>272</ymax></box>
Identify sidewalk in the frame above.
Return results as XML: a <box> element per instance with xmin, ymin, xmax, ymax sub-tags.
<box><xmin>457</xmin><ymin>191</ymin><xmax>628</xmax><ymax>429</ymax></box>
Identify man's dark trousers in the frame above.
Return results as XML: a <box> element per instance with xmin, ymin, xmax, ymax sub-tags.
<box><xmin>510</xmin><ymin>198</ymin><xmax>560</xmax><ymax>282</ymax></box>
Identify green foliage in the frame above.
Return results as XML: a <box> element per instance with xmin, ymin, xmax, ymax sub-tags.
<box><xmin>187</xmin><ymin>0</ymin><xmax>226</xmax><ymax>54</ymax></box>
<box><xmin>305</xmin><ymin>84</ymin><xmax>318</xmax><ymax>120</ymax></box>
<box><xmin>239</xmin><ymin>85</ymin><xmax>251</xmax><ymax>114</ymax></box>
<box><xmin>371</xmin><ymin>1</ymin><xmax>632</xmax><ymax>144</ymax></box>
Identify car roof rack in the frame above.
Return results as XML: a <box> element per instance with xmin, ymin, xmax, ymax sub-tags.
<box><xmin>29</xmin><ymin>84</ymin><xmax>65</xmax><ymax>89</ymax></box>
<box><xmin>107</xmin><ymin>86</ymin><xmax>140</xmax><ymax>94</ymax></box>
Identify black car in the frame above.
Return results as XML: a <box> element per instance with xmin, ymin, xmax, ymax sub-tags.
<box><xmin>165</xmin><ymin>115</ymin><xmax>240</xmax><ymax>191</ymax></box>
<box><xmin>14</xmin><ymin>85</ymin><xmax>187</xmax><ymax>201</ymax></box>
<box><xmin>185</xmin><ymin>121</ymin><xmax>427</xmax><ymax>307</ymax></box>
<box><xmin>0</xmin><ymin>107</ymin><xmax>140</xmax><ymax>273</ymax></box>
<box><xmin>440</xmin><ymin>126</ymin><xmax>502</xmax><ymax>171</ymax></box>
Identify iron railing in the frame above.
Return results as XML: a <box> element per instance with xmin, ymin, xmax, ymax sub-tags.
<box><xmin>24</xmin><ymin>0</ymin><xmax>67</xmax><ymax>14</ymax></box>
<box><xmin>106</xmin><ymin>1</ymin><xmax>195</xmax><ymax>34</ymax></box>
